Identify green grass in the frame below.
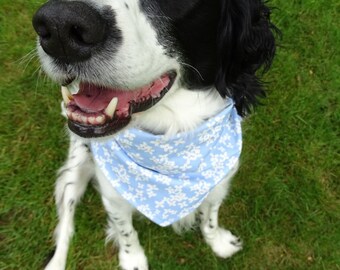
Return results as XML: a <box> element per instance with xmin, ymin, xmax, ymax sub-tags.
<box><xmin>1</xmin><ymin>0</ymin><xmax>339</xmax><ymax>269</ymax></box>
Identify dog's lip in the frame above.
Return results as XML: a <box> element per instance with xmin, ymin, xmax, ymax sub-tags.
<box><xmin>63</xmin><ymin>72</ymin><xmax>177</xmax><ymax>138</ymax></box>
<box><xmin>61</xmin><ymin>77</ymin><xmax>75</xmax><ymax>86</ymax></box>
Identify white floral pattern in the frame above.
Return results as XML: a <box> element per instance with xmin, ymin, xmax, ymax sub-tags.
<box><xmin>91</xmin><ymin>102</ymin><xmax>242</xmax><ymax>226</ymax></box>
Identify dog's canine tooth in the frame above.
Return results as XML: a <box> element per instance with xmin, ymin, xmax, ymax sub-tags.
<box><xmin>61</xmin><ymin>86</ymin><xmax>73</xmax><ymax>105</ymax></box>
<box><xmin>104</xmin><ymin>97</ymin><xmax>118</xmax><ymax>119</ymax></box>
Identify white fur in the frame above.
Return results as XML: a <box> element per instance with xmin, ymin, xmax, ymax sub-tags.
<box><xmin>134</xmin><ymin>84</ymin><xmax>227</xmax><ymax>136</ymax></box>
<box><xmin>39</xmin><ymin>1</ymin><xmax>242</xmax><ymax>269</ymax></box>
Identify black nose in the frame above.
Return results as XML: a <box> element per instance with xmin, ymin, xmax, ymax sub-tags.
<box><xmin>32</xmin><ymin>1</ymin><xmax>109</xmax><ymax>63</ymax></box>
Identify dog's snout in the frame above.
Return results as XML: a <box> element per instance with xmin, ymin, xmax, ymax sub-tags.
<box><xmin>32</xmin><ymin>1</ymin><xmax>109</xmax><ymax>63</ymax></box>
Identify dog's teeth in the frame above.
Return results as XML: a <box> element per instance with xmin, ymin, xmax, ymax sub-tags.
<box><xmin>88</xmin><ymin>116</ymin><xmax>96</xmax><ymax>125</ymax></box>
<box><xmin>71</xmin><ymin>112</ymin><xmax>78</xmax><ymax>121</ymax></box>
<box><xmin>96</xmin><ymin>115</ymin><xmax>105</xmax><ymax>124</ymax></box>
<box><xmin>104</xmin><ymin>97</ymin><xmax>118</xmax><ymax>119</ymax></box>
<box><xmin>81</xmin><ymin>115</ymin><xmax>87</xmax><ymax>124</ymax></box>
<box><xmin>61</xmin><ymin>86</ymin><xmax>73</xmax><ymax>105</ymax></box>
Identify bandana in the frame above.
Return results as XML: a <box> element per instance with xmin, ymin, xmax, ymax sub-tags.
<box><xmin>91</xmin><ymin>102</ymin><xmax>242</xmax><ymax>226</ymax></box>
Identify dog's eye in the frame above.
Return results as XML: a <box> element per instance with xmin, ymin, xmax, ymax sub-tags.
<box><xmin>156</xmin><ymin>0</ymin><xmax>201</xmax><ymax>20</ymax></box>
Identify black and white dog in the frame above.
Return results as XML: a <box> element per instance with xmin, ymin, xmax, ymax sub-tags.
<box><xmin>32</xmin><ymin>0</ymin><xmax>278</xmax><ymax>269</ymax></box>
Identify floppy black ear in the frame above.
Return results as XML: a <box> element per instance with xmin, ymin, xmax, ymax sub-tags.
<box><xmin>215</xmin><ymin>0</ymin><xmax>279</xmax><ymax>116</ymax></box>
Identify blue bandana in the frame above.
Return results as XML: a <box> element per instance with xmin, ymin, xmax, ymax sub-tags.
<box><xmin>91</xmin><ymin>102</ymin><xmax>242</xmax><ymax>226</ymax></box>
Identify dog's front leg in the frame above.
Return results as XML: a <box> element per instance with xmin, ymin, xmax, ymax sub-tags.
<box><xmin>101</xmin><ymin>195</ymin><xmax>148</xmax><ymax>270</ymax></box>
<box><xmin>45</xmin><ymin>137</ymin><xmax>94</xmax><ymax>270</ymax></box>
<box><xmin>199</xmin><ymin>200</ymin><xmax>242</xmax><ymax>259</ymax></box>
<box><xmin>199</xmin><ymin>164</ymin><xmax>242</xmax><ymax>259</ymax></box>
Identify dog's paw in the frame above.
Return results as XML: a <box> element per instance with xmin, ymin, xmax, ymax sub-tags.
<box><xmin>44</xmin><ymin>257</ymin><xmax>65</xmax><ymax>270</ymax></box>
<box><xmin>204</xmin><ymin>228</ymin><xmax>242</xmax><ymax>258</ymax></box>
<box><xmin>119</xmin><ymin>248</ymin><xmax>148</xmax><ymax>270</ymax></box>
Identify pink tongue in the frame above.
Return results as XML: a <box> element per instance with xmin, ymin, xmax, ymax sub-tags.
<box><xmin>72</xmin><ymin>76</ymin><xmax>170</xmax><ymax>113</ymax></box>
<box><xmin>73</xmin><ymin>87</ymin><xmax>112</xmax><ymax>112</ymax></box>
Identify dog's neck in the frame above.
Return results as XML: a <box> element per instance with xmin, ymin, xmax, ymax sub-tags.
<box><xmin>133</xmin><ymin>85</ymin><xmax>227</xmax><ymax>137</ymax></box>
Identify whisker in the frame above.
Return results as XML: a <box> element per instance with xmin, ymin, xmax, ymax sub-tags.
<box><xmin>34</xmin><ymin>68</ymin><xmax>44</xmax><ymax>94</ymax></box>
<box><xmin>15</xmin><ymin>48</ymin><xmax>40</xmax><ymax>74</ymax></box>
<box><xmin>14</xmin><ymin>48</ymin><xmax>37</xmax><ymax>65</ymax></box>
<box><xmin>146</xmin><ymin>14</ymin><xmax>172</xmax><ymax>21</ymax></box>
<box><xmin>178</xmin><ymin>62</ymin><xmax>204</xmax><ymax>81</ymax></box>
<box><xmin>158</xmin><ymin>77</ymin><xmax>167</xmax><ymax>88</ymax></box>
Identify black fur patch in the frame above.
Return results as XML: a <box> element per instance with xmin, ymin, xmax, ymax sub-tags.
<box><xmin>143</xmin><ymin>0</ymin><xmax>279</xmax><ymax>116</ymax></box>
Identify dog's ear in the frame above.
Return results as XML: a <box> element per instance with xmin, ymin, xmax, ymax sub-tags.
<box><xmin>215</xmin><ymin>0</ymin><xmax>279</xmax><ymax>116</ymax></box>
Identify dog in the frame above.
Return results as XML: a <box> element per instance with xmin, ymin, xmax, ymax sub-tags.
<box><xmin>32</xmin><ymin>0</ymin><xmax>278</xmax><ymax>269</ymax></box>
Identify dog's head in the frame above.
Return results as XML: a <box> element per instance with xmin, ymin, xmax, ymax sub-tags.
<box><xmin>32</xmin><ymin>0</ymin><xmax>278</xmax><ymax>138</ymax></box>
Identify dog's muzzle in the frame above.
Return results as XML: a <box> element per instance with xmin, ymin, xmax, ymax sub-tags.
<box><xmin>32</xmin><ymin>1</ymin><xmax>177</xmax><ymax>138</ymax></box>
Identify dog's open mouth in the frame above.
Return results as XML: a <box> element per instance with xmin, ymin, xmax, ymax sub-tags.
<box><xmin>62</xmin><ymin>72</ymin><xmax>176</xmax><ymax>137</ymax></box>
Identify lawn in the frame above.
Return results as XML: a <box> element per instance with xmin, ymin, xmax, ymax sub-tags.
<box><xmin>0</xmin><ymin>0</ymin><xmax>339</xmax><ymax>269</ymax></box>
